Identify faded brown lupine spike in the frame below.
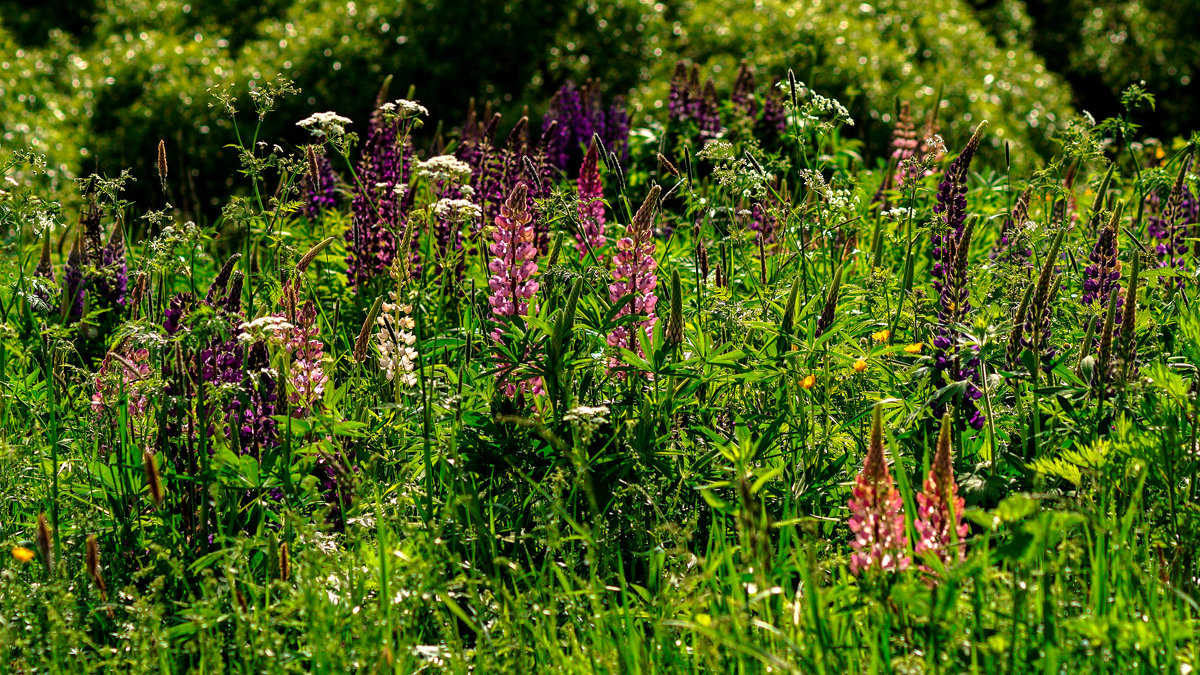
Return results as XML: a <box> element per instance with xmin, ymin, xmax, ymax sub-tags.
<box><xmin>143</xmin><ymin>448</ymin><xmax>164</xmax><ymax>507</ymax></box>
<box><xmin>36</xmin><ymin>512</ymin><xmax>52</xmax><ymax>574</ymax></box>
<box><xmin>207</xmin><ymin>253</ymin><xmax>242</xmax><ymax>305</ymax></box>
<box><xmin>373</xmin><ymin>74</ymin><xmax>393</xmax><ymax>109</ymax></box>
<box><xmin>36</xmin><ymin>233</ymin><xmax>54</xmax><ymax>280</ymax></box>
<box><xmin>81</xmin><ymin>203</ymin><xmax>104</xmax><ymax>265</ymax></box>
<box><xmin>504</xmin><ymin>117</ymin><xmax>529</xmax><ymax>152</ymax></box>
<box><xmin>128</xmin><ymin>272</ymin><xmax>148</xmax><ymax>319</ymax></box>
<box><xmin>235</xmin><ymin>588</ymin><xmax>248</xmax><ymax>614</ymax></box>
<box><xmin>157</xmin><ymin>139</ymin><xmax>168</xmax><ymax>187</ymax></box>
<box><xmin>278</xmin><ymin>541</ymin><xmax>291</xmax><ymax>582</ymax></box>
<box><xmin>934</xmin><ymin>412</ymin><xmax>954</xmax><ymax>485</ymax></box>
<box><xmin>296</xmin><ymin>236</ymin><xmax>336</xmax><ymax>274</ymax></box>
<box><xmin>481</xmin><ymin>112</ymin><xmax>501</xmax><ymax>147</ymax></box>
<box><xmin>86</xmin><ymin>534</ymin><xmax>106</xmax><ymax>594</ymax></box>
<box><xmin>354</xmin><ymin>295</ymin><xmax>385</xmax><ymax>363</ymax></box>
<box><xmin>657</xmin><ymin>153</ymin><xmax>681</xmax><ymax>178</ymax></box>
<box><xmin>632</xmin><ymin>185</ymin><xmax>662</xmax><ymax>235</ymax></box>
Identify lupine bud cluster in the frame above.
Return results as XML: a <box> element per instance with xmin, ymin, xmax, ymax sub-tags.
<box><xmin>914</xmin><ymin>415</ymin><xmax>968</xmax><ymax>567</ymax></box>
<box><xmin>1081</xmin><ymin>210</ymin><xmax>1123</xmax><ymax>312</ymax></box>
<box><xmin>574</xmin><ymin>139</ymin><xmax>607</xmax><ymax>260</ymax></box>
<box><xmin>848</xmin><ymin>407</ymin><xmax>910</xmax><ymax>575</ymax></box>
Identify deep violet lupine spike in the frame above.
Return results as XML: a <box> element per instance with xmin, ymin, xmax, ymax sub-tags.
<box><xmin>63</xmin><ymin>234</ymin><xmax>86</xmax><ymax>322</ymax></box>
<box><xmin>697</xmin><ymin>78</ymin><xmax>723</xmax><ymax>141</ymax></box>
<box><xmin>989</xmin><ymin>188</ymin><xmax>1033</xmax><ymax>266</ymax></box>
<box><xmin>81</xmin><ymin>202</ymin><xmax>104</xmax><ymax>267</ymax></box>
<box><xmin>235</xmin><ymin>340</ymin><xmax>278</xmax><ymax>457</ymax></box>
<box><xmin>607</xmin><ymin>186</ymin><xmax>662</xmax><ymax>376</ymax></box>
<box><xmin>92</xmin><ymin>222</ymin><xmax>128</xmax><ymax>310</ymax></box>
<box><xmin>1082</xmin><ymin>206</ymin><xmax>1124</xmax><ymax>315</ymax></box>
<box><xmin>730</xmin><ymin>61</ymin><xmax>758</xmax><ymax>118</ymax></box>
<box><xmin>605</xmin><ymin>97</ymin><xmax>631</xmax><ymax>163</ymax></box>
<box><xmin>205</xmin><ymin>254</ymin><xmax>242</xmax><ymax>307</ymax></box>
<box><xmin>668</xmin><ymin>61</ymin><xmax>690</xmax><ymax>123</ymax></box>
<box><xmin>574</xmin><ymin>138</ymin><xmax>606</xmax><ymax>260</ymax></box>
<box><xmin>1153</xmin><ymin>154</ymin><xmax>1194</xmax><ymax>288</ymax></box>
<box><xmin>303</xmin><ymin>152</ymin><xmax>338</xmax><ymax>219</ymax></box>
<box><xmin>914</xmin><ymin>414</ymin><xmax>968</xmax><ymax>567</ymax></box>
<box><xmin>163</xmin><ymin>293</ymin><xmax>194</xmax><ymax>336</ymax></box>
<box><xmin>848</xmin><ymin>406</ymin><xmax>911</xmax><ymax>576</ymax></box>
<box><xmin>760</xmin><ymin>81</ymin><xmax>787</xmax><ymax>137</ymax></box>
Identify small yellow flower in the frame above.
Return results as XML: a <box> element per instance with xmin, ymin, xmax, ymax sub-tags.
<box><xmin>801</xmin><ymin>374</ymin><xmax>816</xmax><ymax>389</ymax></box>
<box><xmin>1156</xmin><ymin>146</ymin><xmax>1166</xmax><ymax>160</ymax></box>
<box><xmin>904</xmin><ymin>342</ymin><xmax>924</xmax><ymax>354</ymax></box>
<box><xmin>871</xmin><ymin>329</ymin><xmax>890</xmax><ymax>343</ymax></box>
<box><xmin>853</xmin><ymin>359</ymin><xmax>868</xmax><ymax>373</ymax></box>
<box><xmin>11</xmin><ymin>547</ymin><xmax>34</xmax><ymax>563</ymax></box>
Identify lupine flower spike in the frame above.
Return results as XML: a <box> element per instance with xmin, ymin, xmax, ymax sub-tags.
<box><xmin>575</xmin><ymin>138</ymin><xmax>606</xmax><ymax>260</ymax></box>
<box><xmin>607</xmin><ymin>185</ymin><xmax>662</xmax><ymax>376</ymax></box>
<box><xmin>914</xmin><ymin>413</ymin><xmax>968</xmax><ymax>568</ymax></box>
<box><xmin>487</xmin><ymin>182</ymin><xmax>544</xmax><ymax>397</ymax></box>
<box><xmin>848</xmin><ymin>405</ymin><xmax>910</xmax><ymax>576</ymax></box>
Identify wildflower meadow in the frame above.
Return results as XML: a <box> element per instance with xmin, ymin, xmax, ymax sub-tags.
<box><xmin>2</xmin><ymin>1</ymin><xmax>1200</xmax><ymax>672</ymax></box>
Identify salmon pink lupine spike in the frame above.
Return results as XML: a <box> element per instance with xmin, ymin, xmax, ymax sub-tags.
<box><xmin>607</xmin><ymin>185</ymin><xmax>661</xmax><ymax>376</ymax></box>
<box><xmin>487</xmin><ymin>182</ymin><xmax>544</xmax><ymax>397</ymax></box>
<box><xmin>848</xmin><ymin>405</ymin><xmax>910</xmax><ymax>576</ymax></box>
<box><xmin>575</xmin><ymin>138</ymin><xmax>606</xmax><ymax>260</ymax></box>
<box><xmin>914</xmin><ymin>413</ymin><xmax>968</xmax><ymax>566</ymax></box>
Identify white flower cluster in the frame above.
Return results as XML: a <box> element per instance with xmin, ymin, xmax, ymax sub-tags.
<box><xmin>775</xmin><ymin>80</ymin><xmax>854</xmax><ymax>130</ymax></box>
<box><xmin>418</xmin><ymin>155</ymin><xmax>472</xmax><ymax>184</ymax></box>
<box><xmin>433</xmin><ymin>198</ymin><xmax>482</xmax><ymax>221</ymax></box>
<box><xmin>379</xmin><ymin>99</ymin><xmax>429</xmax><ymax>122</ymax></box>
<box><xmin>376</xmin><ymin>296</ymin><xmax>418</xmax><ymax>387</ymax></box>
<box><xmin>297</xmin><ymin>111</ymin><xmax>352</xmax><ymax>139</ymax></box>
<box><xmin>238</xmin><ymin>315</ymin><xmax>294</xmax><ymax>343</ymax></box>
<box><xmin>696</xmin><ymin>139</ymin><xmax>735</xmax><ymax>161</ymax></box>
<box><xmin>562</xmin><ymin>405</ymin><xmax>610</xmax><ymax>444</ymax></box>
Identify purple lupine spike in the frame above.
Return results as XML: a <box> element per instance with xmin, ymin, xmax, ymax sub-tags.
<box><xmin>748</xmin><ymin>200</ymin><xmax>778</xmax><ymax>247</ymax></box>
<box><xmin>1082</xmin><ymin>209</ymin><xmax>1123</xmax><ymax>312</ymax></box>
<box><xmin>235</xmin><ymin>340</ymin><xmax>278</xmax><ymax>457</ymax></box>
<box><xmin>848</xmin><ymin>406</ymin><xmax>911</xmax><ymax>576</ymax></box>
<box><xmin>685</xmin><ymin>65</ymin><xmax>703</xmax><ymax>120</ymax></box>
<box><xmin>470</xmin><ymin>115</ymin><xmax>508</xmax><ymax>243</ymax></box>
<box><xmin>697</xmin><ymin>78</ymin><xmax>723</xmax><ymax>141</ymax></box>
<box><xmin>914</xmin><ymin>415</ymin><xmax>968</xmax><ymax>568</ymax></box>
<box><xmin>345</xmin><ymin>103</ymin><xmax>401</xmax><ymax>288</ymax></box>
<box><xmin>543</xmin><ymin>81</ymin><xmax>583</xmax><ymax>171</ymax></box>
<box><xmin>81</xmin><ymin>203</ymin><xmax>104</xmax><ymax>267</ymax></box>
<box><xmin>92</xmin><ymin>222</ymin><xmax>128</xmax><ymax>310</ymax></box>
<box><xmin>760</xmin><ymin>81</ymin><xmax>787</xmax><ymax>138</ymax></box>
<box><xmin>575</xmin><ymin>138</ymin><xmax>606</xmax><ymax>260</ymax></box>
<box><xmin>930</xmin><ymin>123</ymin><xmax>988</xmax><ymax>430</ymax></box>
<box><xmin>731</xmin><ymin>61</ymin><xmax>758</xmax><ymax>118</ymax></box>
<box><xmin>283</xmin><ymin>297</ymin><xmax>328</xmax><ymax>415</ymax></box>
<box><xmin>487</xmin><ymin>182</ymin><xmax>544</xmax><ymax>397</ymax></box>
<box><xmin>63</xmin><ymin>234</ymin><xmax>86</xmax><ymax>322</ymax></box>
<box><xmin>607</xmin><ymin>186</ymin><xmax>661</xmax><ymax>376</ymax></box>
<box><xmin>1151</xmin><ymin>155</ymin><xmax>1194</xmax><ymax>288</ymax></box>
<box><xmin>989</xmin><ymin>189</ymin><xmax>1033</xmax><ymax>267</ymax></box>
<box><xmin>668</xmin><ymin>61</ymin><xmax>690</xmax><ymax>124</ymax></box>
<box><xmin>163</xmin><ymin>292</ymin><xmax>194</xmax><ymax>335</ymax></box>
<box><xmin>205</xmin><ymin>254</ymin><xmax>242</xmax><ymax>308</ymax></box>
<box><xmin>303</xmin><ymin>152</ymin><xmax>338</xmax><ymax>219</ymax></box>
<box><xmin>91</xmin><ymin>347</ymin><xmax>152</xmax><ymax>417</ymax></box>
<box><xmin>605</xmin><ymin>98</ymin><xmax>631</xmax><ymax>163</ymax></box>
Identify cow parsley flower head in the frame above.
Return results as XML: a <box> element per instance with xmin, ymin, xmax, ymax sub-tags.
<box><xmin>433</xmin><ymin>198</ymin><xmax>482</xmax><ymax>222</ymax></box>
<box><xmin>418</xmin><ymin>155</ymin><xmax>473</xmax><ymax>184</ymax></box>
<box><xmin>297</xmin><ymin>112</ymin><xmax>352</xmax><ymax>139</ymax></box>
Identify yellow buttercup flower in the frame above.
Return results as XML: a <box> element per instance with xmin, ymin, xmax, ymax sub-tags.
<box><xmin>904</xmin><ymin>342</ymin><xmax>923</xmax><ymax>354</ymax></box>
<box><xmin>853</xmin><ymin>359</ymin><xmax>868</xmax><ymax>373</ymax></box>
<box><xmin>801</xmin><ymin>374</ymin><xmax>816</xmax><ymax>389</ymax></box>
<box><xmin>11</xmin><ymin>546</ymin><xmax>34</xmax><ymax>563</ymax></box>
<box><xmin>871</xmin><ymin>329</ymin><xmax>890</xmax><ymax>343</ymax></box>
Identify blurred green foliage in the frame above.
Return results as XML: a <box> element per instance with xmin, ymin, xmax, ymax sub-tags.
<box><xmin>0</xmin><ymin>0</ymin><xmax>1190</xmax><ymax>216</ymax></box>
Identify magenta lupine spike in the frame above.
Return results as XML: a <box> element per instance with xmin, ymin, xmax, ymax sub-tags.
<box><xmin>280</xmin><ymin>286</ymin><xmax>328</xmax><ymax>415</ymax></box>
<box><xmin>914</xmin><ymin>415</ymin><xmax>968</xmax><ymax>567</ymax></box>
<box><xmin>487</xmin><ymin>182</ymin><xmax>543</xmax><ymax>397</ymax></box>
<box><xmin>345</xmin><ymin>103</ymin><xmax>402</xmax><ymax>288</ymax></box>
<box><xmin>848</xmin><ymin>406</ymin><xmax>911</xmax><ymax>576</ymax></box>
<box><xmin>607</xmin><ymin>186</ymin><xmax>661</xmax><ymax>375</ymax></box>
<box><xmin>303</xmin><ymin>152</ymin><xmax>338</xmax><ymax>219</ymax></box>
<box><xmin>575</xmin><ymin>139</ymin><xmax>606</xmax><ymax>260</ymax></box>
<box><xmin>1150</xmin><ymin>154</ymin><xmax>1194</xmax><ymax>288</ymax></box>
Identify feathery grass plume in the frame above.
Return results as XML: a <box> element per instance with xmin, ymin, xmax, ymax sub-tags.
<box><xmin>607</xmin><ymin>185</ymin><xmax>662</xmax><ymax>375</ymax></box>
<box><xmin>665</xmin><ymin>269</ymin><xmax>684</xmax><ymax>347</ymax></box>
<box><xmin>815</xmin><ymin>263</ymin><xmax>844</xmax><ymax>338</ymax></box>
<box><xmin>1115</xmin><ymin>249</ymin><xmax>1141</xmax><ymax>383</ymax></box>
<box><xmin>1082</xmin><ymin>205</ymin><xmax>1124</xmax><ymax>312</ymax></box>
<box><xmin>575</xmin><ymin>138</ymin><xmax>606</xmax><ymax>259</ymax></box>
<box><xmin>915</xmin><ymin>414</ymin><xmax>968</xmax><ymax>567</ymax></box>
<box><xmin>143</xmin><ymin>447</ymin><xmax>164</xmax><ymax>506</ymax></box>
<box><xmin>85</xmin><ymin>534</ymin><xmax>106</xmax><ymax>594</ymax></box>
<box><xmin>354</xmin><ymin>295</ymin><xmax>385</xmax><ymax>363</ymax></box>
<box><xmin>157</xmin><ymin>139</ymin><xmax>168</xmax><ymax>190</ymax></box>
<box><xmin>848</xmin><ymin>406</ymin><xmax>910</xmax><ymax>575</ymax></box>
<box><xmin>296</xmin><ymin>236</ymin><xmax>336</xmax><ymax>275</ymax></box>
<box><xmin>278</xmin><ymin>541</ymin><xmax>291</xmax><ymax>582</ymax></box>
<box><xmin>35</xmin><ymin>512</ymin><xmax>52</xmax><ymax>574</ymax></box>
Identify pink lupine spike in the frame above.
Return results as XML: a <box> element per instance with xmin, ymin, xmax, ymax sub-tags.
<box><xmin>487</xmin><ymin>182</ymin><xmax>543</xmax><ymax>397</ymax></box>
<box><xmin>575</xmin><ymin>138</ymin><xmax>606</xmax><ymax>260</ymax></box>
<box><xmin>848</xmin><ymin>406</ymin><xmax>911</xmax><ymax>576</ymax></box>
<box><xmin>914</xmin><ymin>413</ymin><xmax>968</xmax><ymax>565</ymax></box>
<box><xmin>606</xmin><ymin>185</ymin><xmax>661</xmax><ymax>377</ymax></box>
